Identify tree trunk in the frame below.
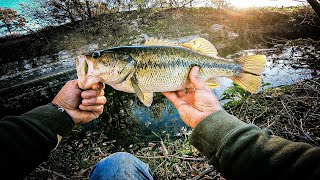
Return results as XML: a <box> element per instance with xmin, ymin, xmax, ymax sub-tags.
<box><xmin>307</xmin><ymin>0</ymin><xmax>320</xmax><ymax>18</ymax></box>
<box><xmin>5</xmin><ymin>23</ymin><xmax>12</xmax><ymax>34</ymax></box>
<box><xmin>2</xmin><ymin>19</ymin><xmax>12</xmax><ymax>34</ymax></box>
<box><xmin>85</xmin><ymin>0</ymin><xmax>92</xmax><ymax>19</ymax></box>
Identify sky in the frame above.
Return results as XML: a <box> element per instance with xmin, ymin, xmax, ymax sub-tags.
<box><xmin>0</xmin><ymin>0</ymin><xmax>39</xmax><ymax>37</ymax></box>
<box><xmin>229</xmin><ymin>0</ymin><xmax>305</xmax><ymax>8</ymax></box>
<box><xmin>0</xmin><ymin>0</ymin><xmax>33</xmax><ymax>12</ymax></box>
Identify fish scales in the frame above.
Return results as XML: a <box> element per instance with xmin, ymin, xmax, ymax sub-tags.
<box><xmin>122</xmin><ymin>46</ymin><xmax>240</xmax><ymax>92</ymax></box>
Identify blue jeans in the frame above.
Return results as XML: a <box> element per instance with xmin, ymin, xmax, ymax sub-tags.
<box><xmin>90</xmin><ymin>152</ymin><xmax>153</xmax><ymax>180</ymax></box>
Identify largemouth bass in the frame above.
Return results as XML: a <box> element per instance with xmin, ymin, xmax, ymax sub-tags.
<box><xmin>76</xmin><ymin>37</ymin><xmax>266</xmax><ymax>106</ymax></box>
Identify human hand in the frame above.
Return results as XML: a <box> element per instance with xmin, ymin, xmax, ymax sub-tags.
<box><xmin>162</xmin><ymin>66</ymin><xmax>222</xmax><ymax>128</ymax></box>
<box><xmin>52</xmin><ymin>80</ymin><xmax>106</xmax><ymax>124</ymax></box>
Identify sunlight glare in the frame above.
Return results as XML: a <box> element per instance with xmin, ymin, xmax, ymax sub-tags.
<box><xmin>229</xmin><ymin>0</ymin><xmax>305</xmax><ymax>8</ymax></box>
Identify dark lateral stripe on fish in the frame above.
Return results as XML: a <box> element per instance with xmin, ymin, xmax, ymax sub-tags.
<box><xmin>135</xmin><ymin>61</ymin><xmax>240</xmax><ymax>71</ymax></box>
<box><xmin>106</xmin><ymin>46</ymin><xmax>210</xmax><ymax>57</ymax></box>
<box><xmin>106</xmin><ymin>46</ymin><xmax>240</xmax><ymax>70</ymax></box>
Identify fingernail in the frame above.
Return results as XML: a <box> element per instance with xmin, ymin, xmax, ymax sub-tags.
<box><xmin>194</xmin><ymin>67</ymin><xmax>200</xmax><ymax>77</ymax></box>
<box><xmin>193</xmin><ymin>67</ymin><xmax>199</xmax><ymax>77</ymax></box>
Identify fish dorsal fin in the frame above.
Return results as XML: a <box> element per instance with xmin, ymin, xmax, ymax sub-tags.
<box><xmin>144</xmin><ymin>37</ymin><xmax>176</xmax><ymax>47</ymax></box>
<box><xmin>180</xmin><ymin>38</ymin><xmax>218</xmax><ymax>57</ymax></box>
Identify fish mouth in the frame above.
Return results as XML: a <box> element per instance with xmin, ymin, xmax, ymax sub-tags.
<box><xmin>76</xmin><ymin>55</ymin><xmax>88</xmax><ymax>89</ymax></box>
<box><xmin>76</xmin><ymin>55</ymin><xmax>100</xmax><ymax>89</ymax></box>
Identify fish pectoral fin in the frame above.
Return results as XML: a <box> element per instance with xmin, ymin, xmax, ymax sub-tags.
<box><xmin>144</xmin><ymin>37</ymin><xmax>177</xmax><ymax>47</ymax></box>
<box><xmin>180</xmin><ymin>38</ymin><xmax>218</xmax><ymax>57</ymax></box>
<box><xmin>138</xmin><ymin>92</ymin><xmax>153</xmax><ymax>107</ymax></box>
<box><xmin>112</xmin><ymin>59</ymin><xmax>136</xmax><ymax>84</ymax></box>
<box><xmin>130</xmin><ymin>76</ymin><xmax>153</xmax><ymax>107</ymax></box>
<box><xmin>205</xmin><ymin>78</ymin><xmax>220</xmax><ymax>88</ymax></box>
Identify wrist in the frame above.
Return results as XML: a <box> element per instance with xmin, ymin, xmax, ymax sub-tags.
<box><xmin>51</xmin><ymin>101</ymin><xmax>79</xmax><ymax>124</ymax></box>
<box><xmin>49</xmin><ymin>103</ymin><xmax>75</xmax><ymax>126</ymax></box>
<box><xmin>50</xmin><ymin>103</ymin><xmax>77</xmax><ymax>125</ymax></box>
<box><xmin>193</xmin><ymin>107</ymin><xmax>222</xmax><ymax>128</ymax></box>
<box><xmin>50</xmin><ymin>102</ymin><xmax>66</xmax><ymax>112</ymax></box>
<box><xmin>192</xmin><ymin>112</ymin><xmax>213</xmax><ymax>128</ymax></box>
<box><xmin>64</xmin><ymin>109</ymin><xmax>82</xmax><ymax>124</ymax></box>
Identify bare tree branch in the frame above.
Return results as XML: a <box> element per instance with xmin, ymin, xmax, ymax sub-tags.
<box><xmin>306</xmin><ymin>0</ymin><xmax>320</xmax><ymax>18</ymax></box>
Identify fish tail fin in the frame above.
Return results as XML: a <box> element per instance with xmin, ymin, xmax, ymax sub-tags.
<box><xmin>236</xmin><ymin>55</ymin><xmax>266</xmax><ymax>75</ymax></box>
<box><xmin>230</xmin><ymin>55</ymin><xmax>266</xmax><ymax>93</ymax></box>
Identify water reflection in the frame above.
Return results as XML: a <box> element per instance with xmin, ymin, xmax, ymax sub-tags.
<box><xmin>99</xmin><ymin>85</ymin><xmax>186</xmax><ymax>143</ymax></box>
<box><xmin>130</xmin><ymin>93</ymin><xmax>184</xmax><ymax>134</ymax></box>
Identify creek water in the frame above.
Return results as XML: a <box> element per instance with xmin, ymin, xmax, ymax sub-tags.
<box><xmin>0</xmin><ymin>39</ymin><xmax>319</xmax><ymax>147</ymax></box>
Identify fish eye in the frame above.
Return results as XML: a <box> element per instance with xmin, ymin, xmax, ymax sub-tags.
<box><xmin>92</xmin><ymin>51</ymin><xmax>102</xmax><ymax>58</ymax></box>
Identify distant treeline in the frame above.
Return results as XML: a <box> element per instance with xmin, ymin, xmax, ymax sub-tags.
<box><xmin>21</xmin><ymin>0</ymin><xmax>225</xmax><ymax>24</ymax></box>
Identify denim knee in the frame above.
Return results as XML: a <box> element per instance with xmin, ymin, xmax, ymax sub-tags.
<box><xmin>90</xmin><ymin>152</ymin><xmax>153</xmax><ymax>180</ymax></box>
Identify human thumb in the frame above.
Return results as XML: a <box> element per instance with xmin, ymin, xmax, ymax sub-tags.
<box><xmin>190</xmin><ymin>66</ymin><xmax>205</xmax><ymax>90</ymax></box>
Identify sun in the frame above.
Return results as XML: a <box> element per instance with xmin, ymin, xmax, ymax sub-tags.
<box><xmin>229</xmin><ymin>0</ymin><xmax>259</xmax><ymax>8</ymax></box>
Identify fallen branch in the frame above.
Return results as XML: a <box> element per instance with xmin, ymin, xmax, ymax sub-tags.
<box><xmin>266</xmin><ymin>121</ymin><xmax>276</xmax><ymax>129</ymax></box>
<box><xmin>173</xmin><ymin>155</ymin><xmax>205</xmax><ymax>161</ymax></box>
<box><xmin>38</xmin><ymin>166</ymin><xmax>68</xmax><ymax>179</ymax></box>
<box><xmin>186</xmin><ymin>161</ymin><xmax>194</xmax><ymax>171</ymax></box>
<box><xmin>153</xmin><ymin>160</ymin><xmax>166</xmax><ymax>173</ymax></box>
<box><xmin>173</xmin><ymin>163</ymin><xmax>182</xmax><ymax>176</ymax></box>
<box><xmin>160</xmin><ymin>140</ymin><xmax>169</xmax><ymax>157</ymax></box>
<box><xmin>137</xmin><ymin>155</ymin><xmax>205</xmax><ymax>161</ymax></box>
<box><xmin>192</xmin><ymin>165</ymin><xmax>215</xmax><ymax>180</ymax></box>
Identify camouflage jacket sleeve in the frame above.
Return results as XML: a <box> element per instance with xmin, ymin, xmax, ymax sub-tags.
<box><xmin>0</xmin><ymin>103</ymin><xmax>74</xmax><ymax>179</ymax></box>
<box><xmin>190</xmin><ymin>110</ymin><xmax>320</xmax><ymax>180</ymax></box>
